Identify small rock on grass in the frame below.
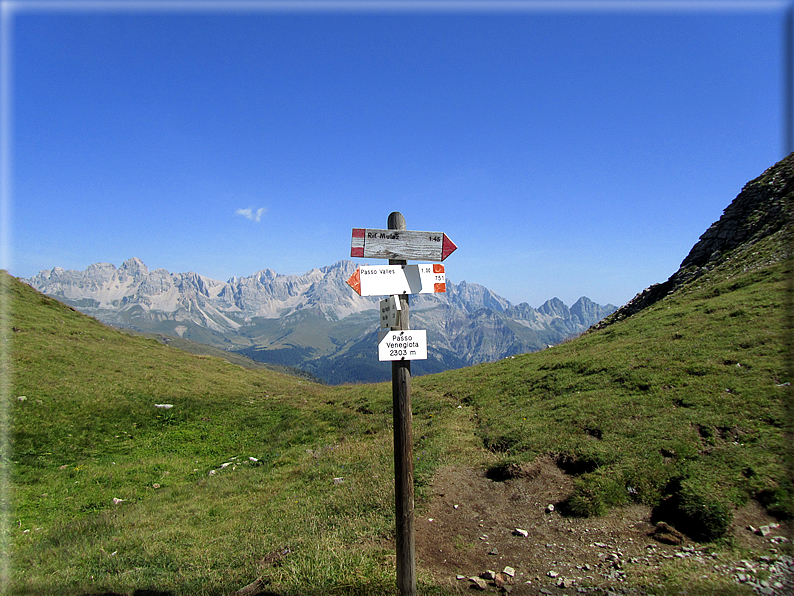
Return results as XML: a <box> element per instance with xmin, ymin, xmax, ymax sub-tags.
<box><xmin>756</xmin><ymin>524</ymin><xmax>780</xmax><ymax>537</ymax></box>
<box><xmin>557</xmin><ymin>577</ymin><xmax>574</xmax><ymax>588</ymax></box>
<box><xmin>651</xmin><ymin>521</ymin><xmax>684</xmax><ymax>545</ymax></box>
<box><xmin>495</xmin><ymin>572</ymin><xmax>510</xmax><ymax>589</ymax></box>
<box><xmin>469</xmin><ymin>576</ymin><xmax>488</xmax><ymax>590</ymax></box>
<box><xmin>235</xmin><ymin>576</ymin><xmax>266</xmax><ymax>596</ymax></box>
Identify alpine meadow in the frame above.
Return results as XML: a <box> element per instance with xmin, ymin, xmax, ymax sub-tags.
<box><xmin>4</xmin><ymin>153</ymin><xmax>793</xmax><ymax>595</ymax></box>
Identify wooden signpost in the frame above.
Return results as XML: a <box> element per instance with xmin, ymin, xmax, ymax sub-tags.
<box><xmin>347</xmin><ymin>213</ymin><xmax>457</xmax><ymax>596</ymax></box>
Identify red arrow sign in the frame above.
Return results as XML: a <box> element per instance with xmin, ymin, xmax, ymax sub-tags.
<box><xmin>351</xmin><ymin>228</ymin><xmax>457</xmax><ymax>261</ymax></box>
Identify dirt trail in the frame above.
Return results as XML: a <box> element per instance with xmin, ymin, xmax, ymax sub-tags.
<box><xmin>414</xmin><ymin>457</ymin><xmax>792</xmax><ymax>594</ymax></box>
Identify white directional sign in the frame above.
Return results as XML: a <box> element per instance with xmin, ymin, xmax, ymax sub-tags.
<box><xmin>378</xmin><ymin>329</ymin><xmax>427</xmax><ymax>361</ymax></box>
<box><xmin>380</xmin><ymin>295</ymin><xmax>402</xmax><ymax>329</ymax></box>
<box><xmin>351</xmin><ymin>228</ymin><xmax>457</xmax><ymax>262</ymax></box>
<box><xmin>346</xmin><ymin>264</ymin><xmax>445</xmax><ymax>297</ymax></box>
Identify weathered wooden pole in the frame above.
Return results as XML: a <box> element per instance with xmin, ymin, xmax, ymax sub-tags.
<box><xmin>388</xmin><ymin>211</ymin><xmax>416</xmax><ymax>596</ymax></box>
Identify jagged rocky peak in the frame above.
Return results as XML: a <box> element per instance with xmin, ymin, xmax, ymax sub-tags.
<box><xmin>119</xmin><ymin>257</ymin><xmax>149</xmax><ymax>277</ymax></box>
<box><xmin>570</xmin><ymin>296</ymin><xmax>595</xmax><ymax>315</ymax></box>
<box><xmin>592</xmin><ymin>152</ymin><xmax>793</xmax><ymax>330</ymax></box>
<box><xmin>138</xmin><ymin>268</ymin><xmax>173</xmax><ymax>293</ymax></box>
<box><xmin>86</xmin><ymin>262</ymin><xmax>117</xmax><ymax>274</ymax></box>
<box><xmin>444</xmin><ymin>280</ymin><xmax>511</xmax><ymax>313</ymax></box>
<box><xmin>538</xmin><ymin>297</ymin><xmax>569</xmax><ymax>318</ymax></box>
<box><xmin>681</xmin><ymin>154</ymin><xmax>792</xmax><ymax>269</ymax></box>
<box><xmin>503</xmin><ymin>302</ymin><xmax>539</xmax><ymax>320</ymax></box>
<box><xmin>680</xmin><ymin>154</ymin><xmax>792</xmax><ymax>271</ymax></box>
<box><xmin>244</xmin><ymin>268</ymin><xmax>279</xmax><ymax>285</ymax></box>
<box><xmin>571</xmin><ymin>296</ymin><xmax>617</xmax><ymax>321</ymax></box>
<box><xmin>39</xmin><ymin>266</ymin><xmax>64</xmax><ymax>280</ymax></box>
<box><xmin>321</xmin><ymin>260</ymin><xmax>359</xmax><ymax>277</ymax></box>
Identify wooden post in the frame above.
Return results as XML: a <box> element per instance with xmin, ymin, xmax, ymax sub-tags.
<box><xmin>388</xmin><ymin>211</ymin><xmax>416</xmax><ymax>596</ymax></box>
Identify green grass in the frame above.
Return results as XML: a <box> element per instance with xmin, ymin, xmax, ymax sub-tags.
<box><xmin>418</xmin><ymin>232</ymin><xmax>792</xmax><ymax>537</ymax></box>
<box><xmin>3</xmin><ymin>225</ymin><xmax>792</xmax><ymax>594</ymax></box>
<box><xmin>5</xmin><ymin>274</ymin><xmax>479</xmax><ymax>594</ymax></box>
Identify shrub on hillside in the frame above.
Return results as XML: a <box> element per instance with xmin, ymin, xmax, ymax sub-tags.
<box><xmin>753</xmin><ymin>477</ymin><xmax>794</xmax><ymax>520</ymax></box>
<box><xmin>675</xmin><ymin>479</ymin><xmax>733</xmax><ymax>541</ymax></box>
<box><xmin>560</xmin><ymin>472</ymin><xmax>628</xmax><ymax>518</ymax></box>
<box><xmin>652</xmin><ymin>477</ymin><xmax>733</xmax><ymax>542</ymax></box>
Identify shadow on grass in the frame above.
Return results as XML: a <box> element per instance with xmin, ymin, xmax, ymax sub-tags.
<box><xmin>87</xmin><ymin>590</ymin><xmax>175</xmax><ymax>596</ymax></box>
<box><xmin>86</xmin><ymin>590</ymin><xmax>285</xmax><ymax>596</ymax></box>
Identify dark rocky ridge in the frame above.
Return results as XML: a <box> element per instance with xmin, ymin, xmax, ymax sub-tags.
<box><xmin>592</xmin><ymin>152</ymin><xmax>793</xmax><ymax>331</ymax></box>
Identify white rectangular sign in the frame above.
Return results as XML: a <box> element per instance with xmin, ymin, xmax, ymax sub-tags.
<box><xmin>347</xmin><ymin>264</ymin><xmax>445</xmax><ymax>296</ymax></box>
<box><xmin>377</xmin><ymin>329</ymin><xmax>427</xmax><ymax>361</ymax></box>
<box><xmin>380</xmin><ymin>295</ymin><xmax>402</xmax><ymax>329</ymax></box>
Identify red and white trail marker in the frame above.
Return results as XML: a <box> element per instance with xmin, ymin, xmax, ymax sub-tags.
<box><xmin>351</xmin><ymin>228</ymin><xmax>457</xmax><ymax>262</ymax></box>
<box><xmin>346</xmin><ymin>264</ymin><xmax>445</xmax><ymax>297</ymax></box>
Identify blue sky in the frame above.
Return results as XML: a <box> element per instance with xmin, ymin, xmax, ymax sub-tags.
<box><xmin>3</xmin><ymin>0</ymin><xmax>789</xmax><ymax>307</ymax></box>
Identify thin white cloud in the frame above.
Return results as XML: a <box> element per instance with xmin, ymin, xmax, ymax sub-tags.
<box><xmin>236</xmin><ymin>207</ymin><xmax>266</xmax><ymax>222</ymax></box>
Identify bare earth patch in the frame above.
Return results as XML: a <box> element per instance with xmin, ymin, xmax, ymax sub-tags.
<box><xmin>414</xmin><ymin>457</ymin><xmax>793</xmax><ymax>594</ymax></box>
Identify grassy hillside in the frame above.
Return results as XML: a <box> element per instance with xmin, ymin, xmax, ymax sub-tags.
<box><xmin>427</xmin><ymin>229</ymin><xmax>792</xmax><ymax>533</ymax></box>
<box><xmin>5</xmin><ymin>273</ymin><xmax>476</xmax><ymax>595</ymax></box>
<box><xmin>3</xmin><ymin>215</ymin><xmax>791</xmax><ymax>595</ymax></box>
<box><xmin>120</xmin><ymin>329</ymin><xmax>325</xmax><ymax>382</ymax></box>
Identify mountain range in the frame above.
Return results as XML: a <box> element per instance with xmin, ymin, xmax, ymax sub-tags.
<box><xmin>22</xmin><ymin>261</ymin><xmax>617</xmax><ymax>384</ymax></box>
